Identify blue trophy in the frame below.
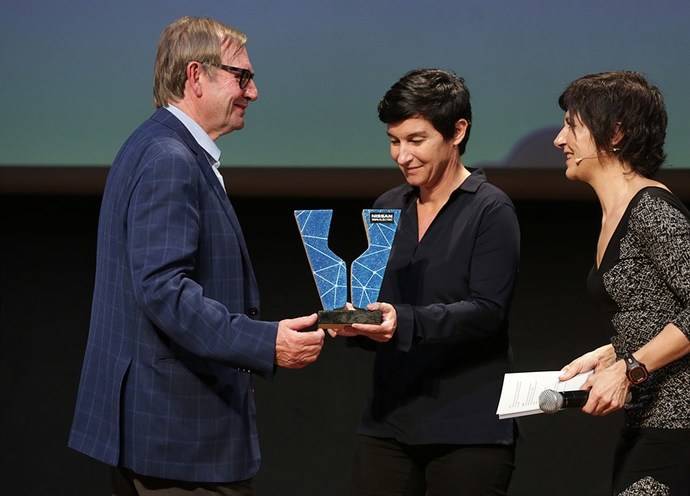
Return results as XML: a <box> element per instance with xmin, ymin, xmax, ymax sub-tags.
<box><xmin>294</xmin><ymin>209</ymin><xmax>401</xmax><ymax>329</ymax></box>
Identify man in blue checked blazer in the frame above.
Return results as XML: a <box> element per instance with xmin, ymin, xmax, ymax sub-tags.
<box><xmin>68</xmin><ymin>17</ymin><xmax>325</xmax><ymax>494</ymax></box>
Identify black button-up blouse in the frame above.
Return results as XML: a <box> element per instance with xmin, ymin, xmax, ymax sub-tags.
<box><xmin>357</xmin><ymin>169</ymin><xmax>520</xmax><ymax>445</ymax></box>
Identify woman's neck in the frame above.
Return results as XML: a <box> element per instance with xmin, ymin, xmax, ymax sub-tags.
<box><xmin>589</xmin><ymin>162</ymin><xmax>660</xmax><ymax>217</ymax></box>
<box><xmin>418</xmin><ymin>160</ymin><xmax>470</xmax><ymax>206</ymax></box>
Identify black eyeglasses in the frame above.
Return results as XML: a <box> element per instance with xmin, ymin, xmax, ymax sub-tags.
<box><xmin>213</xmin><ymin>64</ymin><xmax>254</xmax><ymax>89</ymax></box>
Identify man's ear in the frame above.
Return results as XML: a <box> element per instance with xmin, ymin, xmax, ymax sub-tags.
<box><xmin>185</xmin><ymin>61</ymin><xmax>204</xmax><ymax>98</ymax></box>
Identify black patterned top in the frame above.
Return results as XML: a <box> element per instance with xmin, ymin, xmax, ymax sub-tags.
<box><xmin>587</xmin><ymin>187</ymin><xmax>690</xmax><ymax>429</ymax></box>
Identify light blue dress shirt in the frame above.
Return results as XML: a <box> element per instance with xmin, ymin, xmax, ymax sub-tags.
<box><xmin>165</xmin><ymin>104</ymin><xmax>225</xmax><ymax>190</ymax></box>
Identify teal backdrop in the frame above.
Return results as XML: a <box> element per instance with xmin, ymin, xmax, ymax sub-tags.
<box><xmin>1</xmin><ymin>0</ymin><xmax>689</xmax><ymax>168</ymax></box>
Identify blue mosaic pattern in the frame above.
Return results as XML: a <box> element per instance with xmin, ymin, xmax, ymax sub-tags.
<box><xmin>351</xmin><ymin>209</ymin><xmax>401</xmax><ymax>308</ymax></box>
<box><xmin>294</xmin><ymin>210</ymin><xmax>347</xmax><ymax>310</ymax></box>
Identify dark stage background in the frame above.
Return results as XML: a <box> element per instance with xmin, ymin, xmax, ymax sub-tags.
<box><xmin>3</xmin><ymin>186</ymin><xmax>671</xmax><ymax>495</ymax></box>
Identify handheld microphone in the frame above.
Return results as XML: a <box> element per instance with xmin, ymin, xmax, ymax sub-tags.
<box><xmin>539</xmin><ymin>389</ymin><xmax>589</xmax><ymax>414</ymax></box>
<box><xmin>539</xmin><ymin>389</ymin><xmax>634</xmax><ymax>414</ymax></box>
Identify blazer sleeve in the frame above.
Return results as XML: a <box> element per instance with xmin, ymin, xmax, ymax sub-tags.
<box><xmin>126</xmin><ymin>145</ymin><xmax>278</xmax><ymax>374</ymax></box>
<box><xmin>393</xmin><ymin>199</ymin><xmax>520</xmax><ymax>351</ymax></box>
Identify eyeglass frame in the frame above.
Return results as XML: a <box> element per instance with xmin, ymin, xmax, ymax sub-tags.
<box><xmin>211</xmin><ymin>63</ymin><xmax>255</xmax><ymax>90</ymax></box>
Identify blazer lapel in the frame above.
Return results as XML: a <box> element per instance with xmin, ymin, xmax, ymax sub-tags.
<box><xmin>152</xmin><ymin>109</ymin><xmax>260</xmax><ymax>292</ymax></box>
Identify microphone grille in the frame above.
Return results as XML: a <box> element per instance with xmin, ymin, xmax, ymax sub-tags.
<box><xmin>538</xmin><ymin>389</ymin><xmax>563</xmax><ymax>414</ymax></box>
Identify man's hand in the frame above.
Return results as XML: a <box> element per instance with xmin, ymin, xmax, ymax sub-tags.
<box><xmin>275</xmin><ymin>314</ymin><xmax>325</xmax><ymax>369</ymax></box>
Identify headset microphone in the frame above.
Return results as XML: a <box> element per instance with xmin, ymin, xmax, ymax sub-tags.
<box><xmin>574</xmin><ymin>147</ymin><xmax>619</xmax><ymax>166</ymax></box>
<box><xmin>574</xmin><ymin>155</ymin><xmax>598</xmax><ymax>166</ymax></box>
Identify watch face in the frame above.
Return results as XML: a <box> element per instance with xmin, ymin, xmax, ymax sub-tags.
<box><xmin>628</xmin><ymin>367</ymin><xmax>647</xmax><ymax>384</ymax></box>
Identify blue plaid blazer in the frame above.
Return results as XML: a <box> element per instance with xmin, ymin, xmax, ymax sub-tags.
<box><xmin>69</xmin><ymin>108</ymin><xmax>278</xmax><ymax>483</ymax></box>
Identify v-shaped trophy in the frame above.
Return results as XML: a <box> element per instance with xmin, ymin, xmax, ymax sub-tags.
<box><xmin>295</xmin><ymin>209</ymin><xmax>401</xmax><ymax>329</ymax></box>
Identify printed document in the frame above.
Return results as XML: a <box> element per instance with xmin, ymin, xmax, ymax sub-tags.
<box><xmin>495</xmin><ymin>370</ymin><xmax>592</xmax><ymax>419</ymax></box>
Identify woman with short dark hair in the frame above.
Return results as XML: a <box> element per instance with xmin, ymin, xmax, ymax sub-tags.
<box><xmin>555</xmin><ymin>71</ymin><xmax>690</xmax><ymax>495</ymax></box>
<box><xmin>342</xmin><ymin>68</ymin><xmax>520</xmax><ymax>495</ymax></box>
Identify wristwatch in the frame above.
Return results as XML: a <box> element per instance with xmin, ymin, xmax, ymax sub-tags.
<box><xmin>623</xmin><ymin>353</ymin><xmax>649</xmax><ymax>385</ymax></box>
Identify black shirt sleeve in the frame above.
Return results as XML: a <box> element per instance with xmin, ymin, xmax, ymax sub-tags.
<box><xmin>393</xmin><ymin>197</ymin><xmax>520</xmax><ymax>351</ymax></box>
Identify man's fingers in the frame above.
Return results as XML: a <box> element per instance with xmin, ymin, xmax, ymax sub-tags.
<box><xmin>286</xmin><ymin>313</ymin><xmax>318</xmax><ymax>329</ymax></box>
<box><xmin>288</xmin><ymin>327</ymin><xmax>324</xmax><ymax>344</ymax></box>
<box><xmin>275</xmin><ymin>326</ymin><xmax>325</xmax><ymax>369</ymax></box>
<box><xmin>278</xmin><ymin>343</ymin><xmax>323</xmax><ymax>369</ymax></box>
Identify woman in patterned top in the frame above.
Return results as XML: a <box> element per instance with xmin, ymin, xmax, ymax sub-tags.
<box><xmin>554</xmin><ymin>71</ymin><xmax>690</xmax><ymax>495</ymax></box>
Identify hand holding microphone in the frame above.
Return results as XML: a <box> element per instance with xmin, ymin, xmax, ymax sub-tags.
<box><xmin>545</xmin><ymin>356</ymin><xmax>633</xmax><ymax>416</ymax></box>
<box><xmin>538</xmin><ymin>389</ymin><xmax>590</xmax><ymax>413</ymax></box>
<box><xmin>539</xmin><ymin>389</ymin><xmax>633</xmax><ymax>414</ymax></box>
<box><xmin>552</xmin><ymin>345</ymin><xmax>633</xmax><ymax>416</ymax></box>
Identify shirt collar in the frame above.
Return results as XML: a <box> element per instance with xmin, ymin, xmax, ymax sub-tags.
<box><xmin>165</xmin><ymin>104</ymin><xmax>221</xmax><ymax>165</ymax></box>
<box><xmin>403</xmin><ymin>167</ymin><xmax>487</xmax><ymax>201</ymax></box>
<box><xmin>457</xmin><ymin>167</ymin><xmax>486</xmax><ymax>193</ymax></box>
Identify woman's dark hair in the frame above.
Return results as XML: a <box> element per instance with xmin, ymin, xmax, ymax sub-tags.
<box><xmin>378</xmin><ymin>69</ymin><xmax>472</xmax><ymax>155</ymax></box>
<box><xmin>558</xmin><ymin>71</ymin><xmax>667</xmax><ymax>178</ymax></box>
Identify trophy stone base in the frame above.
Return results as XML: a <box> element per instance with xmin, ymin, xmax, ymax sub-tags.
<box><xmin>317</xmin><ymin>307</ymin><xmax>382</xmax><ymax>330</ymax></box>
